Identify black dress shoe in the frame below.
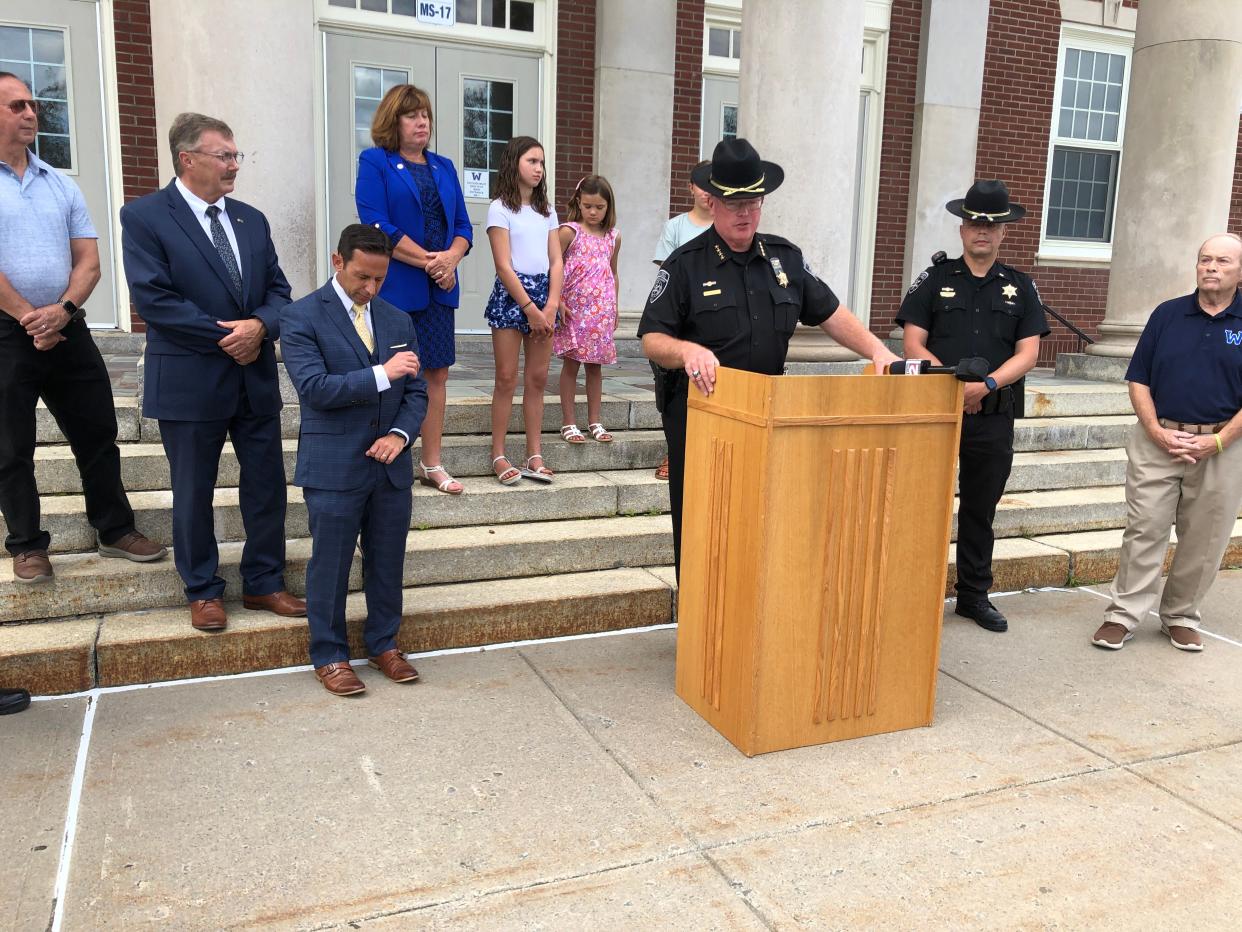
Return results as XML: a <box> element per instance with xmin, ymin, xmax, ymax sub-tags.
<box><xmin>955</xmin><ymin>599</ymin><xmax>1008</xmax><ymax>632</ymax></box>
<box><xmin>0</xmin><ymin>687</ymin><xmax>31</xmax><ymax>715</ymax></box>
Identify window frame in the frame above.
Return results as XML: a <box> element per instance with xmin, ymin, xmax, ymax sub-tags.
<box><xmin>703</xmin><ymin>2</ymin><xmax>741</xmax><ymax>77</ymax></box>
<box><xmin>1038</xmin><ymin>22</ymin><xmax>1134</xmax><ymax>266</ymax></box>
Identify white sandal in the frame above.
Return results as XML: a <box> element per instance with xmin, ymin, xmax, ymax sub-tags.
<box><xmin>492</xmin><ymin>455</ymin><xmax>521</xmax><ymax>486</ymax></box>
<box><xmin>588</xmin><ymin>423</ymin><xmax>613</xmax><ymax>443</ymax></box>
<box><xmin>560</xmin><ymin>424</ymin><xmax>587</xmax><ymax>444</ymax></box>
<box><xmin>417</xmin><ymin>461</ymin><xmax>463</xmax><ymax>495</ymax></box>
<box><xmin>520</xmin><ymin>453</ymin><xmax>554</xmax><ymax>483</ymax></box>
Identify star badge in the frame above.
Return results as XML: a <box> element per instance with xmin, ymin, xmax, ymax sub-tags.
<box><xmin>1001</xmin><ymin>284</ymin><xmax>1018</xmax><ymax>300</ymax></box>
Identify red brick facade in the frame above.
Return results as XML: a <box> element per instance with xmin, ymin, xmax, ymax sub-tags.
<box><xmin>553</xmin><ymin>0</ymin><xmax>595</xmax><ymax>216</ymax></box>
<box><xmin>867</xmin><ymin>0</ymin><xmax>921</xmax><ymax>337</ymax></box>
<box><xmin>670</xmin><ymin>0</ymin><xmax>706</xmax><ymax>215</ymax></box>
<box><xmin>112</xmin><ymin>0</ymin><xmax>158</xmax><ymax>331</ymax></box>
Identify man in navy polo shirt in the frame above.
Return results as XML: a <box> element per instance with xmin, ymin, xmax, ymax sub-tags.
<box><xmin>1093</xmin><ymin>234</ymin><xmax>1242</xmax><ymax>652</ymax></box>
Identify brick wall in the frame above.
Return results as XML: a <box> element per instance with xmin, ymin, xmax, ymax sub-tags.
<box><xmin>554</xmin><ymin>0</ymin><xmax>595</xmax><ymax>218</ymax></box>
<box><xmin>970</xmin><ymin>0</ymin><xmax>1097</xmax><ymax>365</ymax></box>
<box><xmin>669</xmin><ymin>0</ymin><xmax>705</xmax><ymax>216</ymax></box>
<box><xmin>112</xmin><ymin>0</ymin><xmax>158</xmax><ymax>331</ymax></box>
<box><xmin>867</xmin><ymin>0</ymin><xmax>921</xmax><ymax>337</ymax></box>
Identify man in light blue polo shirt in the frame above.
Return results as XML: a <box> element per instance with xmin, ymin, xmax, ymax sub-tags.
<box><xmin>0</xmin><ymin>71</ymin><xmax>165</xmax><ymax>592</ymax></box>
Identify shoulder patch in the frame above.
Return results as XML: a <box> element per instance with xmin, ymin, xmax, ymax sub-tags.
<box><xmin>906</xmin><ymin>269</ymin><xmax>929</xmax><ymax>295</ymax></box>
<box><xmin>648</xmin><ymin>269</ymin><xmax>671</xmax><ymax>304</ymax></box>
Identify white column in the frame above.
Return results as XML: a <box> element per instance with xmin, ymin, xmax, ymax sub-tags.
<box><xmin>1090</xmin><ymin>0</ymin><xmax>1242</xmax><ymax>357</ymax></box>
<box><xmin>902</xmin><ymin>0</ymin><xmax>990</xmax><ymax>290</ymax></box>
<box><xmin>594</xmin><ymin>0</ymin><xmax>677</xmax><ymax>336</ymax></box>
<box><xmin>739</xmin><ymin>0</ymin><xmax>865</xmax><ymax>361</ymax></box>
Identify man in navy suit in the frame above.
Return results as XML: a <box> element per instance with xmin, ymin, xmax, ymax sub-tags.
<box><xmin>280</xmin><ymin>225</ymin><xmax>428</xmax><ymax>697</ymax></box>
<box><xmin>121</xmin><ymin>112</ymin><xmax>306</xmax><ymax>631</ymax></box>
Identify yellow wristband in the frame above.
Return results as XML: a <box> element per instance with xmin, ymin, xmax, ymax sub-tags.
<box><xmin>1215</xmin><ymin>433</ymin><xmax>1225</xmax><ymax>454</ymax></box>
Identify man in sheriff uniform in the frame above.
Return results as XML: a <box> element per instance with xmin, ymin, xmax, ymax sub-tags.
<box><xmin>898</xmin><ymin>180</ymin><xmax>1049</xmax><ymax>633</ymax></box>
<box><xmin>639</xmin><ymin>138</ymin><xmax>899</xmax><ymax>576</ymax></box>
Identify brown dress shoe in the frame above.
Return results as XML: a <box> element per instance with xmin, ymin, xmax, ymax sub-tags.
<box><xmin>189</xmin><ymin>598</ymin><xmax>228</xmax><ymax>631</ymax></box>
<box><xmin>316</xmin><ymin>662</ymin><xmax>366</xmax><ymax>696</ymax></box>
<box><xmin>98</xmin><ymin>531</ymin><xmax>168</xmax><ymax>563</ymax></box>
<box><xmin>242</xmin><ymin>591</ymin><xmax>308</xmax><ymax>617</ymax></box>
<box><xmin>368</xmin><ymin>648</ymin><xmax>420</xmax><ymax>683</ymax></box>
<box><xmin>13</xmin><ymin>550</ymin><xmax>53</xmax><ymax>583</ymax></box>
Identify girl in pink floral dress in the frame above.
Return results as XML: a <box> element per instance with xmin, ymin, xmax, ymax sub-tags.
<box><xmin>555</xmin><ymin>176</ymin><xmax>621</xmax><ymax>444</ymax></box>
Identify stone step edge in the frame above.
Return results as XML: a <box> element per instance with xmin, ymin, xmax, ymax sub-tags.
<box><xmin>1</xmin><ymin>566</ymin><xmax>676</xmax><ymax>695</ymax></box>
<box><xmin>10</xmin><ymin>519</ymin><xmax>1242</xmax><ymax>695</ymax></box>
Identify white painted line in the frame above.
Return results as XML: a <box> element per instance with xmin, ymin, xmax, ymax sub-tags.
<box><xmin>50</xmin><ymin>693</ymin><xmax>97</xmax><ymax>932</ymax></box>
<box><xmin>1066</xmin><ymin>585</ymin><xmax>1242</xmax><ymax>648</ymax></box>
<box><xmin>28</xmin><ymin>621</ymin><xmax>680</xmax><ymax>702</ymax></box>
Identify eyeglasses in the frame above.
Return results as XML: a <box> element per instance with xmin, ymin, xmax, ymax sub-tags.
<box><xmin>719</xmin><ymin>197</ymin><xmax>764</xmax><ymax>215</ymax></box>
<box><xmin>190</xmin><ymin>149</ymin><xmax>245</xmax><ymax>165</ymax></box>
<box><xmin>4</xmin><ymin>99</ymin><xmax>38</xmax><ymax>115</ymax></box>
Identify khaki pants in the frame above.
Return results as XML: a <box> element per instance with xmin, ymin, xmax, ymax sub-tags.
<box><xmin>1105</xmin><ymin>424</ymin><xmax>1242</xmax><ymax>631</ymax></box>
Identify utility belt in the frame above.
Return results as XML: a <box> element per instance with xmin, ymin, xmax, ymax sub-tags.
<box><xmin>653</xmin><ymin>365</ymin><xmax>689</xmax><ymax>415</ymax></box>
<box><xmin>979</xmin><ymin>384</ymin><xmax>1017</xmax><ymax>416</ymax></box>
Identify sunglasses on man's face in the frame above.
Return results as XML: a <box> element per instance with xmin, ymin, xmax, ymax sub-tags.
<box><xmin>4</xmin><ymin>99</ymin><xmax>39</xmax><ymax>115</ymax></box>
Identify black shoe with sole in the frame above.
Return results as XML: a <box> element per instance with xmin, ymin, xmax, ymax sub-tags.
<box><xmin>0</xmin><ymin>687</ymin><xmax>32</xmax><ymax>715</ymax></box>
<box><xmin>954</xmin><ymin>598</ymin><xmax>1009</xmax><ymax>632</ymax></box>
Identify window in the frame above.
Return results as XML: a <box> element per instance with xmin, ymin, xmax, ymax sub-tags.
<box><xmin>707</xmin><ymin>26</ymin><xmax>740</xmax><ymax>59</ymax></box>
<box><xmin>328</xmin><ymin>0</ymin><xmax>535</xmax><ymax>31</ymax></box>
<box><xmin>1040</xmin><ymin>26</ymin><xmax>1132</xmax><ymax>262</ymax></box>
<box><xmin>721</xmin><ymin>104</ymin><xmax>737</xmax><ymax>141</ymax></box>
<box><xmin>0</xmin><ymin>25</ymin><xmax>71</xmax><ymax>169</ymax></box>
<box><xmin>353</xmin><ymin>65</ymin><xmax>410</xmax><ymax>161</ymax></box>
<box><xmin>462</xmin><ymin>78</ymin><xmax>513</xmax><ymax>195</ymax></box>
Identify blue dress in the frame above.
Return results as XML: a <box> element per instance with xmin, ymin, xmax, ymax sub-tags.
<box><xmin>409</xmin><ymin>161</ymin><xmax>456</xmax><ymax>369</ymax></box>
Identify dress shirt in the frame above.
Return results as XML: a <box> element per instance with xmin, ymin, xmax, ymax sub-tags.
<box><xmin>329</xmin><ymin>276</ymin><xmax>408</xmax><ymax>446</ymax></box>
<box><xmin>174</xmin><ymin>178</ymin><xmax>242</xmax><ymax>276</ymax></box>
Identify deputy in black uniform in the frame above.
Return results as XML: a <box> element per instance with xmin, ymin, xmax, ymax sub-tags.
<box><xmin>638</xmin><ymin>138</ymin><xmax>899</xmax><ymax>576</ymax></box>
<box><xmin>897</xmin><ymin>180</ymin><xmax>1049</xmax><ymax>633</ymax></box>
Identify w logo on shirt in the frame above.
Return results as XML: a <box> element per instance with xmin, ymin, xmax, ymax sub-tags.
<box><xmin>1226</xmin><ymin>330</ymin><xmax>1242</xmax><ymax>346</ymax></box>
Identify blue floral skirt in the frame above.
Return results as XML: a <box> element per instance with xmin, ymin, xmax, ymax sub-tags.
<box><xmin>484</xmin><ymin>272</ymin><xmax>550</xmax><ymax>335</ymax></box>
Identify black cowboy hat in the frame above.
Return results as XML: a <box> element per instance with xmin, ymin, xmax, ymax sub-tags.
<box><xmin>691</xmin><ymin>138</ymin><xmax>784</xmax><ymax>200</ymax></box>
<box><xmin>946</xmin><ymin>179</ymin><xmax>1026</xmax><ymax>223</ymax></box>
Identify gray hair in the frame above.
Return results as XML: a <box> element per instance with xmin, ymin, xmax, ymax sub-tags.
<box><xmin>169</xmin><ymin>112</ymin><xmax>233</xmax><ymax>176</ymax></box>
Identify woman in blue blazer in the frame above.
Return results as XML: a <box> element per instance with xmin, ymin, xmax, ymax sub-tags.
<box><xmin>356</xmin><ymin>84</ymin><xmax>472</xmax><ymax>495</ymax></box>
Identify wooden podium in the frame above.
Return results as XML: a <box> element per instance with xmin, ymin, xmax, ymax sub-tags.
<box><xmin>675</xmin><ymin>367</ymin><xmax>962</xmax><ymax>756</ymax></box>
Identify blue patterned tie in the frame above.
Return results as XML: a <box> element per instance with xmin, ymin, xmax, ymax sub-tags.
<box><xmin>205</xmin><ymin>205</ymin><xmax>243</xmax><ymax>300</ymax></box>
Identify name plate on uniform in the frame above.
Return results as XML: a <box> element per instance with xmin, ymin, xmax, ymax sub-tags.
<box><xmin>416</xmin><ymin>2</ymin><xmax>455</xmax><ymax>27</ymax></box>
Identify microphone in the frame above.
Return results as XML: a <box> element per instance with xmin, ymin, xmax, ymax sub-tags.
<box><xmin>885</xmin><ymin>356</ymin><xmax>991</xmax><ymax>382</ymax></box>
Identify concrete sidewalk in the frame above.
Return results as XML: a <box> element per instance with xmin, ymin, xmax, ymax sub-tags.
<box><xmin>6</xmin><ymin>576</ymin><xmax>1242</xmax><ymax>930</ymax></box>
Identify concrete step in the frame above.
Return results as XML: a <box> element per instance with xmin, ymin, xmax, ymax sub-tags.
<box><xmin>1012</xmin><ymin>415</ymin><xmax>1134</xmax><ymax>452</ymax></box>
<box><xmin>1021</xmin><ymin>376</ymin><xmax>1132</xmax><ymax>418</ymax></box>
<box><xmin>21</xmin><ymin>454</ymin><xmax>1149</xmax><ymax>557</ymax></box>
<box><xmin>11</xmin><ymin>518</ymin><xmax>1242</xmax><ymax>695</ymax></box>
<box><xmin>31</xmin><ymin>430</ymin><xmax>668</xmax><ymax>495</ymax></box>
<box><xmin>0</xmin><ymin>566</ymin><xmax>676</xmax><ymax>695</ymax></box>
<box><xmin>21</xmin><ymin>470</ymin><xmax>671</xmax><ymax>554</ymax></box>
<box><xmin>36</xmin><ymin>393</ymin><xmax>662</xmax><ymax>445</ymax></box>
<box><xmin>1004</xmin><ymin>448</ymin><xmax>1127</xmax><ymax>492</ymax></box>
<box><xmin>0</xmin><ymin>514</ymin><xmax>674</xmax><ymax>624</ymax></box>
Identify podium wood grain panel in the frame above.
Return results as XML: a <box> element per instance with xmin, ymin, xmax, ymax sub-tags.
<box><xmin>676</xmin><ymin>368</ymin><xmax>961</xmax><ymax>756</ymax></box>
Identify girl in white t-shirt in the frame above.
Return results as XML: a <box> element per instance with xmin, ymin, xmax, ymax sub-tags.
<box><xmin>484</xmin><ymin>136</ymin><xmax>564</xmax><ymax>485</ymax></box>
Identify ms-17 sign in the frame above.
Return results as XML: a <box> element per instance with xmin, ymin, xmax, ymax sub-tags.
<box><xmin>417</xmin><ymin>2</ymin><xmax>454</xmax><ymax>27</ymax></box>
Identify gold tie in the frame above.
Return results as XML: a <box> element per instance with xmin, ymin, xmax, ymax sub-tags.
<box><xmin>351</xmin><ymin>303</ymin><xmax>374</xmax><ymax>353</ymax></box>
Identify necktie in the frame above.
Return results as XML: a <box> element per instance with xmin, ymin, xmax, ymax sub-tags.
<box><xmin>352</xmin><ymin>303</ymin><xmax>374</xmax><ymax>353</ymax></box>
<box><xmin>205</xmin><ymin>205</ymin><xmax>243</xmax><ymax>300</ymax></box>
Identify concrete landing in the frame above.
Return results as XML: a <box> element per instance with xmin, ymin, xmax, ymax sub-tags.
<box><xmin>6</xmin><ymin>574</ymin><xmax>1242</xmax><ymax>930</ymax></box>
